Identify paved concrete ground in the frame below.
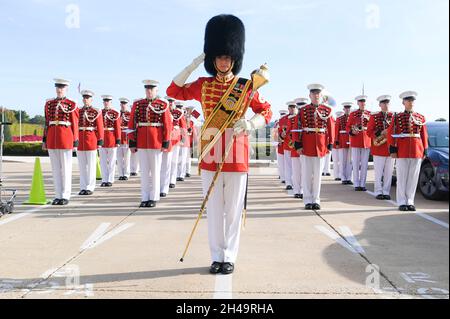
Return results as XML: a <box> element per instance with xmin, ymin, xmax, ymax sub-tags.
<box><xmin>0</xmin><ymin>159</ymin><xmax>448</xmax><ymax>299</ymax></box>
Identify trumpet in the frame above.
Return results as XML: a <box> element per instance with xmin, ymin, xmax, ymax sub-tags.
<box><xmin>374</xmin><ymin>129</ymin><xmax>388</xmax><ymax>146</ymax></box>
<box><xmin>351</xmin><ymin>124</ymin><xmax>363</xmax><ymax>135</ymax></box>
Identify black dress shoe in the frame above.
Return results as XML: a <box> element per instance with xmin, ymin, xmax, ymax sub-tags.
<box><xmin>100</xmin><ymin>182</ymin><xmax>106</xmax><ymax>187</ymax></box>
<box><xmin>347</xmin><ymin>181</ymin><xmax>354</xmax><ymax>185</ymax></box>
<box><xmin>140</xmin><ymin>201</ymin><xmax>148</xmax><ymax>208</ymax></box>
<box><xmin>286</xmin><ymin>185</ymin><xmax>293</xmax><ymax>190</ymax></box>
<box><xmin>185</xmin><ymin>173</ymin><xmax>191</xmax><ymax>178</ymax></box>
<box><xmin>78</xmin><ymin>190</ymin><xmax>87</xmax><ymax>196</ymax></box>
<box><xmin>305</xmin><ymin>204</ymin><xmax>313</xmax><ymax>210</ymax></box>
<box><xmin>294</xmin><ymin>194</ymin><xmax>302</xmax><ymax>199</ymax></box>
<box><xmin>52</xmin><ymin>199</ymin><xmax>61</xmax><ymax>205</ymax></box>
<box><xmin>85</xmin><ymin>190</ymin><xmax>93</xmax><ymax>195</ymax></box>
<box><xmin>399</xmin><ymin>205</ymin><xmax>409</xmax><ymax>212</ymax></box>
<box><xmin>407</xmin><ymin>205</ymin><xmax>416</xmax><ymax>211</ymax></box>
<box><xmin>221</xmin><ymin>262</ymin><xmax>234</xmax><ymax>275</ymax></box>
<box><xmin>325</xmin><ymin>173</ymin><xmax>331</xmax><ymax>176</ymax></box>
<box><xmin>209</xmin><ymin>262</ymin><xmax>222</xmax><ymax>274</ymax></box>
<box><xmin>59</xmin><ymin>199</ymin><xmax>69</xmax><ymax>205</ymax></box>
<box><xmin>281</xmin><ymin>181</ymin><xmax>286</xmax><ymax>184</ymax></box>
<box><xmin>160</xmin><ymin>193</ymin><xmax>167</xmax><ymax>198</ymax></box>
<box><xmin>376</xmin><ymin>194</ymin><xmax>384</xmax><ymax>200</ymax></box>
<box><xmin>361</xmin><ymin>187</ymin><xmax>367</xmax><ymax>192</ymax></box>
<box><xmin>146</xmin><ymin>201</ymin><xmax>156</xmax><ymax>208</ymax></box>
<box><xmin>322</xmin><ymin>173</ymin><xmax>325</xmax><ymax>176</ymax></box>
<box><xmin>123</xmin><ymin>176</ymin><xmax>129</xmax><ymax>181</ymax></box>
<box><xmin>169</xmin><ymin>184</ymin><xmax>176</xmax><ymax>189</ymax></box>
<box><xmin>118</xmin><ymin>176</ymin><xmax>123</xmax><ymax>181</ymax></box>
<box><xmin>335</xmin><ymin>178</ymin><xmax>342</xmax><ymax>181</ymax></box>
<box><xmin>355</xmin><ymin>187</ymin><xmax>361</xmax><ymax>191</ymax></box>
<box><xmin>177</xmin><ymin>177</ymin><xmax>185</xmax><ymax>182</ymax></box>
<box><xmin>312</xmin><ymin>203</ymin><xmax>321</xmax><ymax>210</ymax></box>
<box><xmin>107</xmin><ymin>182</ymin><xmax>113</xmax><ymax>187</ymax></box>
<box><xmin>130</xmin><ymin>173</ymin><xmax>137</xmax><ymax>177</ymax></box>
<box><xmin>383</xmin><ymin>195</ymin><xmax>391</xmax><ymax>200</ymax></box>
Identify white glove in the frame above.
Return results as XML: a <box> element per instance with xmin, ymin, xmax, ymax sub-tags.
<box><xmin>233</xmin><ymin>114</ymin><xmax>266</xmax><ymax>135</ymax></box>
<box><xmin>173</xmin><ymin>53</ymin><xmax>205</xmax><ymax>87</ymax></box>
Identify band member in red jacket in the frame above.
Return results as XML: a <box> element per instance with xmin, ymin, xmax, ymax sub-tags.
<box><xmin>387</xmin><ymin>91</ymin><xmax>428</xmax><ymax>211</ymax></box>
<box><xmin>117</xmin><ymin>98</ymin><xmax>131</xmax><ymax>181</ymax></box>
<box><xmin>129</xmin><ymin>80</ymin><xmax>172</xmax><ymax>208</ymax></box>
<box><xmin>166</xmin><ymin>15</ymin><xmax>272</xmax><ymax>274</ymax></box>
<box><xmin>42</xmin><ymin>78</ymin><xmax>79</xmax><ymax>205</ymax></box>
<box><xmin>331</xmin><ymin>110</ymin><xmax>344</xmax><ymax>181</ymax></box>
<box><xmin>293</xmin><ymin>84</ymin><xmax>334</xmax><ymax>210</ymax></box>
<box><xmin>159</xmin><ymin>96</ymin><xmax>176</xmax><ymax>198</ymax></box>
<box><xmin>346</xmin><ymin>95</ymin><xmax>372</xmax><ymax>191</ymax></box>
<box><xmin>169</xmin><ymin>101</ymin><xmax>187</xmax><ymax>188</ymax></box>
<box><xmin>99</xmin><ymin>95</ymin><xmax>121</xmax><ymax>187</ymax></box>
<box><xmin>275</xmin><ymin>110</ymin><xmax>288</xmax><ymax>183</ymax></box>
<box><xmin>367</xmin><ymin>95</ymin><xmax>394</xmax><ymax>200</ymax></box>
<box><xmin>335</xmin><ymin>103</ymin><xmax>353</xmax><ymax>184</ymax></box>
<box><xmin>283</xmin><ymin>102</ymin><xmax>297</xmax><ymax>191</ymax></box>
<box><xmin>184</xmin><ymin>106</ymin><xmax>199</xmax><ymax>178</ymax></box>
<box><xmin>77</xmin><ymin>90</ymin><xmax>104</xmax><ymax>196</ymax></box>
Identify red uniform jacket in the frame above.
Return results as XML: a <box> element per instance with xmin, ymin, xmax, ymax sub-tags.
<box><xmin>292</xmin><ymin>104</ymin><xmax>335</xmax><ymax>158</ymax></box>
<box><xmin>102</xmin><ymin>109</ymin><xmax>121</xmax><ymax>148</ymax></box>
<box><xmin>43</xmin><ymin>98</ymin><xmax>79</xmax><ymax>150</ymax></box>
<box><xmin>346</xmin><ymin>109</ymin><xmax>372</xmax><ymax>149</ymax></box>
<box><xmin>120</xmin><ymin>111</ymin><xmax>131</xmax><ymax>145</ymax></box>
<box><xmin>273</xmin><ymin>120</ymin><xmax>284</xmax><ymax>155</ymax></box>
<box><xmin>78</xmin><ymin>106</ymin><xmax>104</xmax><ymax>151</ymax></box>
<box><xmin>367</xmin><ymin>111</ymin><xmax>394</xmax><ymax>157</ymax></box>
<box><xmin>278</xmin><ymin>115</ymin><xmax>289</xmax><ymax>153</ymax></box>
<box><xmin>387</xmin><ymin>111</ymin><xmax>428</xmax><ymax>159</ymax></box>
<box><xmin>128</xmin><ymin>98</ymin><xmax>172</xmax><ymax>150</ymax></box>
<box><xmin>335</xmin><ymin>114</ymin><xmax>351</xmax><ymax>149</ymax></box>
<box><xmin>171</xmin><ymin>109</ymin><xmax>187</xmax><ymax>147</ymax></box>
<box><xmin>185</xmin><ymin>117</ymin><xmax>197</xmax><ymax>149</ymax></box>
<box><xmin>166</xmin><ymin>76</ymin><xmax>272</xmax><ymax>173</ymax></box>
<box><xmin>286</xmin><ymin>114</ymin><xmax>300</xmax><ymax>158</ymax></box>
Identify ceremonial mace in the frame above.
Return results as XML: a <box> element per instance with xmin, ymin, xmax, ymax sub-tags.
<box><xmin>179</xmin><ymin>64</ymin><xmax>270</xmax><ymax>262</ymax></box>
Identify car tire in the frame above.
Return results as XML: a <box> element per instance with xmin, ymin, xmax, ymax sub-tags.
<box><xmin>419</xmin><ymin>162</ymin><xmax>446</xmax><ymax>200</ymax></box>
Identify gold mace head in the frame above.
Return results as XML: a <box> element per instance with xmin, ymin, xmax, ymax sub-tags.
<box><xmin>251</xmin><ymin>63</ymin><xmax>270</xmax><ymax>92</ymax></box>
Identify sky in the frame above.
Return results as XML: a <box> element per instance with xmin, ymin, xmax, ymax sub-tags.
<box><xmin>0</xmin><ymin>0</ymin><xmax>449</xmax><ymax>122</ymax></box>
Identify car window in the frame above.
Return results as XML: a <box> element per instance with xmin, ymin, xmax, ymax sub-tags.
<box><xmin>428</xmin><ymin>125</ymin><xmax>449</xmax><ymax>148</ymax></box>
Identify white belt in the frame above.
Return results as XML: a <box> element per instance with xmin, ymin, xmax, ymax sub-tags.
<box><xmin>392</xmin><ymin>134</ymin><xmax>420</xmax><ymax>138</ymax></box>
<box><xmin>173</xmin><ymin>125</ymin><xmax>180</xmax><ymax>129</ymax></box>
<box><xmin>79</xmin><ymin>127</ymin><xmax>95</xmax><ymax>131</ymax></box>
<box><xmin>121</xmin><ymin>127</ymin><xmax>128</xmax><ymax>130</ymax></box>
<box><xmin>105</xmin><ymin>127</ymin><xmax>115</xmax><ymax>131</ymax></box>
<box><xmin>49</xmin><ymin>121</ymin><xmax>71</xmax><ymax>126</ymax></box>
<box><xmin>339</xmin><ymin>130</ymin><xmax>347</xmax><ymax>134</ymax></box>
<box><xmin>303</xmin><ymin>128</ymin><xmax>326</xmax><ymax>133</ymax></box>
<box><xmin>138</xmin><ymin>122</ymin><xmax>162</xmax><ymax>127</ymax></box>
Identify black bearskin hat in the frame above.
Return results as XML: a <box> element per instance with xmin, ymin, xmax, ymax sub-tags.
<box><xmin>203</xmin><ymin>14</ymin><xmax>245</xmax><ymax>76</ymax></box>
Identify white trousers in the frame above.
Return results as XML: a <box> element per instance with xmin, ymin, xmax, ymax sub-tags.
<box><xmin>338</xmin><ymin>148</ymin><xmax>352</xmax><ymax>181</ymax></box>
<box><xmin>77</xmin><ymin>150</ymin><xmax>96</xmax><ymax>192</ymax></box>
<box><xmin>322</xmin><ymin>152</ymin><xmax>331</xmax><ymax>174</ymax></box>
<box><xmin>186</xmin><ymin>147</ymin><xmax>192</xmax><ymax>175</ymax></box>
<box><xmin>138</xmin><ymin>149</ymin><xmax>162</xmax><ymax>201</ymax></box>
<box><xmin>130</xmin><ymin>151</ymin><xmax>139</xmax><ymax>174</ymax></box>
<box><xmin>99</xmin><ymin>148</ymin><xmax>117</xmax><ymax>184</ymax></box>
<box><xmin>117</xmin><ymin>144</ymin><xmax>131</xmax><ymax>177</ymax></box>
<box><xmin>332</xmin><ymin>149</ymin><xmax>340</xmax><ymax>179</ymax></box>
<box><xmin>201</xmin><ymin>170</ymin><xmax>247</xmax><ymax>263</ymax></box>
<box><xmin>373</xmin><ymin>155</ymin><xmax>395</xmax><ymax>196</ymax></box>
<box><xmin>48</xmin><ymin>149</ymin><xmax>73</xmax><ymax>200</ymax></box>
<box><xmin>178</xmin><ymin>147</ymin><xmax>189</xmax><ymax>178</ymax></box>
<box><xmin>170</xmin><ymin>144</ymin><xmax>180</xmax><ymax>185</ymax></box>
<box><xmin>396</xmin><ymin>158</ymin><xmax>422</xmax><ymax>206</ymax></box>
<box><xmin>160</xmin><ymin>151</ymin><xmax>173</xmax><ymax>194</ymax></box>
<box><xmin>283</xmin><ymin>150</ymin><xmax>293</xmax><ymax>187</ymax></box>
<box><xmin>302</xmin><ymin>155</ymin><xmax>325</xmax><ymax>205</ymax></box>
<box><xmin>291</xmin><ymin>156</ymin><xmax>303</xmax><ymax>195</ymax></box>
<box><xmin>277</xmin><ymin>152</ymin><xmax>285</xmax><ymax>182</ymax></box>
<box><xmin>351</xmin><ymin>148</ymin><xmax>370</xmax><ymax>188</ymax></box>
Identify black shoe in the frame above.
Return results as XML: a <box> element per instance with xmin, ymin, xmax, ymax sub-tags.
<box><xmin>78</xmin><ymin>190</ymin><xmax>87</xmax><ymax>196</ymax></box>
<box><xmin>376</xmin><ymin>194</ymin><xmax>384</xmax><ymax>200</ymax></box>
<box><xmin>85</xmin><ymin>190</ymin><xmax>93</xmax><ymax>195</ymax></box>
<box><xmin>347</xmin><ymin>181</ymin><xmax>354</xmax><ymax>185</ymax></box>
<box><xmin>107</xmin><ymin>182</ymin><xmax>113</xmax><ymax>187</ymax></box>
<box><xmin>355</xmin><ymin>187</ymin><xmax>361</xmax><ymax>191</ymax></box>
<box><xmin>312</xmin><ymin>203</ymin><xmax>321</xmax><ymax>210</ymax></box>
<box><xmin>209</xmin><ymin>262</ymin><xmax>223</xmax><ymax>274</ymax></box>
<box><xmin>322</xmin><ymin>173</ymin><xmax>325</xmax><ymax>176</ymax></box>
<box><xmin>177</xmin><ymin>177</ymin><xmax>185</xmax><ymax>182</ymax></box>
<box><xmin>100</xmin><ymin>182</ymin><xmax>106</xmax><ymax>187</ymax></box>
<box><xmin>281</xmin><ymin>181</ymin><xmax>286</xmax><ymax>184</ymax></box>
<box><xmin>361</xmin><ymin>187</ymin><xmax>367</xmax><ymax>192</ymax></box>
<box><xmin>140</xmin><ymin>201</ymin><xmax>148</xmax><ymax>208</ymax></box>
<box><xmin>221</xmin><ymin>263</ymin><xmax>234</xmax><ymax>275</ymax></box>
<box><xmin>169</xmin><ymin>184</ymin><xmax>176</xmax><ymax>189</ymax></box>
<box><xmin>305</xmin><ymin>204</ymin><xmax>313</xmax><ymax>210</ymax></box>
<box><xmin>383</xmin><ymin>195</ymin><xmax>391</xmax><ymax>200</ymax></box>
<box><xmin>130</xmin><ymin>173</ymin><xmax>138</xmax><ymax>177</ymax></box>
<box><xmin>185</xmin><ymin>173</ymin><xmax>191</xmax><ymax>178</ymax></box>
<box><xmin>118</xmin><ymin>176</ymin><xmax>123</xmax><ymax>181</ymax></box>
<box><xmin>160</xmin><ymin>193</ymin><xmax>167</xmax><ymax>198</ymax></box>
<box><xmin>342</xmin><ymin>181</ymin><xmax>348</xmax><ymax>185</ymax></box>
<box><xmin>325</xmin><ymin>173</ymin><xmax>331</xmax><ymax>176</ymax></box>
<box><xmin>123</xmin><ymin>176</ymin><xmax>129</xmax><ymax>181</ymax></box>
<box><xmin>407</xmin><ymin>205</ymin><xmax>416</xmax><ymax>211</ymax></box>
<box><xmin>52</xmin><ymin>198</ymin><xmax>61</xmax><ymax>205</ymax></box>
<box><xmin>146</xmin><ymin>201</ymin><xmax>156</xmax><ymax>208</ymax></box>
<box><xmin>294</xmin><ymin>194</ymin><xmax>302</xmax><ymax>199</ymax></box>
<box><xmin>335</xmin><ymin>178</ymin><xmax>341</xmax><ymax>181</ymax></box>
<box><xmin>286</xmin><ymin>185</ymin><xmax>293</xmax><ymax>190</ymax></box>
<box><xmin>59</xmin><ymin>199</ymin><xmax>69</xmax><ymax>206</ymax></box>
<box><xmin>399</xmin><ymin>205</ymin><xmax>409</xmax><ymax>212</ymax></box>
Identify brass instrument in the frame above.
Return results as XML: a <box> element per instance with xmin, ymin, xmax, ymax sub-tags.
<box><xmin>374</xmin><ymin>129</ymin><xmax>388</xmax><ymax>146</ymax></box>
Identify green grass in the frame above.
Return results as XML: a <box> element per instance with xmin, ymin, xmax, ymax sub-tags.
<box><xmin>10</xmin><ymin>123</ymin><xmax>44</xmax><ymax>136</ymax></box>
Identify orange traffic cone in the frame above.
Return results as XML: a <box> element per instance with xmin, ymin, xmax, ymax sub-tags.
<box><xmin>24</xmin><ymin>157</ymin><xmax>51</xmax><ymax>205</ymax></box>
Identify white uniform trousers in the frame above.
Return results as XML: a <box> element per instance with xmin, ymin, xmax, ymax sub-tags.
<box><xmin>170</xmin><ymin>144</ymin><xmax>180</xmax><ymax>185</ymax></box>
<box><xmin>322</xmin><ymin>152</ymin><xmax>332</xmax><ymax>175</ymax></box>
<box><xmin>201</xmin><ymin>170</ymin><xmax>247</xmax><ymax>263</ymax></box>
<box><xmin>77</xmin><ymin>150</ymin><xmax>96</xmax><ymax>192</ymax></box>
<box><xmin>99</xmin><ymin>147</ymin><xmax>117</xmax><ymax>184</ymax></box>
<box><xmin>338</xmin><ymin>148</ymin><xmax>352</xmax><ymax>181</ymax></box>
<box><xmin>48</xmin><ymin>149</ymin><xmax>73</xmax><ymax>200</ymax></box>
<box><xmin>277</xmin><ymin>152</ymin><xmax>285</xmax><ymax>182</ymax></box>
<box><xmin>117</xmin><ymin>144</ymin><xmax>131</xmax><ymax>177</ymax></box>
<box><xmin>351</xmin><ymin>148</ymin><xmax>370</xmax><ymax>188</ymax></box>
<box><xmin>186</xmin><ymin>147</ymin><xmax>193</xmax><ymax>175</ymax></box>
<box><xmin>283</xmin><ymin>150</ymin><xmax>293</xmax><ymax>187</ymax></box>
<box><xmin>373</xmin><ymin>155</ymin><xmax>395</xmax><ymax>196</ymax></box>
<box><xmin>160</xmin><ymin>150</ymin><xmax>173</xmax><ymax>194</ymax></box>
<box><xmin>178</xmin><ymin>146</ymin><xmax>189</xmax><ymax>178</ymax></box>
<box><xmin>396</xmin><ymin>158</ymin><xmax>422</xmax><ymax>206</ymax></box>
<box><xmin>302</xmin><ymin>155</ymin><xmax>325</xmax><ymax>205</ymax></box>
<box><xmin>130</xmin><ymin>151</ymin><xmax>139</xmax><ymax>174</ymax></box>
<box><xmin>291</xmin><ymin>156</ymin><xmax>303</xmax><ymax>195</ymax></box>
<box><xmin>332</xmin><ymin>148</ymin><xmax>340</xmax><ymax>179</ymax></box>
<box><xmin>138</xmin><ymin>149</ymin><xmax>162</xmax><ymax>201</ymax></box>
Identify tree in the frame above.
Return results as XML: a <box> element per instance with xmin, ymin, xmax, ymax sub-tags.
<box><xmin>29</xmin><ymin>115</ymin><xmax>46</xmax><ymax>125</ymax></box>
<box><xmin>3</xmin><ymin>124</ymin><xmax>12</xmax><ymax>142</ymax></box>
<box><xmin>13</xmin><ymin>110</ymin><xmax>30</xmax><ymax>123</ymax></box>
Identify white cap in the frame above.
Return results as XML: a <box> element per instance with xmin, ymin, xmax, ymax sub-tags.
<box><xmin>119</xmin><ymin>97</ymin><xmax>130</xmax><ymax>103</ymax></box>
<box><xmin>279</xmin><ymin>110</ymin><xmax>288</xmax><ymax>115</ymax></box>
<box><xmin>294</xmin><ymin>97</ymin><xmax>309</xmax><ymax>105</ymax></box>
<box><xmin>342</xmin><ymin>102</ymin><xmax>353</xmax><ymax>107</ymax></box>
<box><xmin>186</xmin><ymin>106</ymin><xmax>196</xmax><ymax>110</ymax></box>
<box><xmin>399</xmin><ymin>91</ymin><xmax>418</xmax><ymax>100</ymax></box>
<box><xmin>143</xmin><ymin>80</ymin><xmax>159</xmax><ymax>87</ymax></box>
<box><xmin>80</xmin><ymin>90</ymin><xmax>94</xmax><ymax>97</ymax></box>
<box><xmin>54</xmin><ymin>78</ymin><xmax>70</xmax><ymax>86</ymax></box>
<box><xmin>377</xmin><ymin>95</ymin><xmax>391</xmax><ymax>102</ymax></box>
<box><xmin>101</xmin><ymin>95</ymin><xmax>114</xmax><ymax>101</ymax></box>
<box><xmin>286</xmin><ymin>101</ymin><xmax>296</xmax><ymax>107</ymax></box>
<box><xmin>307</xmin><ymin>83</ymin><xmax>325</xmax><ymax>92</ymax></box>
<box><xmin>355</xmin><ymin>95</ymin><xmax>368</xmax><ymax>101</ymax></box>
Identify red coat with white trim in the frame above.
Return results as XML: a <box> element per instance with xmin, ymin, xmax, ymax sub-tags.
<box><xmin>167</xmin><ymin>76</ymin><xmax>272</xmax><ymax>173</ymax></box>
<box><xmin>120</xmin><ymin>111</ymin><xmax>131</xmax><ymax>145</ymax></box>
<box><xmin>171</xmin><ymin>109</ymin><xmax>187</xmax><ymax>147</ymax></box>
<box><xmin>43</xmin><ymin>97</ymin><xmax>79</xmax><ymax>150</ymax></box>
<box><xmin>346</xmin><ymin>109</ymin><xmax>372</xmax><ymax>148</ymax></box>
<box><xmin>128</xmin><ymin>98</ymin><xmax>172</xmax><ymax>150</ymax></box>
<box><xmin>286</xmin><ymin>114</ymin><xmax>300</xmax><ymax>158</ymax></box>
<box><xmin>335</xmin><ymin>114</ymin><xmax>350</xmax><ymax>149</ymax></box>
<box><xmin>292</xmin><ymin>104</ymin><xmax>335</xmax><ymax>158</ymax></box>
<box><xmin>278</xmin><ymin>115</ymin><xmax>289</xmax><ymax>152</ymax></box>
<box><xmin>185</xmin><ymin>117</ymin><xmax>196</xmax><ymax>149</ymax></box>
<box><xmin>387</xmin><ymin>111</ymin><xmax>428</xmax><ymax>159</ymax></box>
<box><xmin>367</xmin><ymin>111</ymin><xmax>394</xmax><ymax>157</ymax></box>
<box><xmin>78</xmin><ymin>106</ymin><xmax>104</xmax><ymax>151</ymax></box>
<box><xmin>102</xmin><ymin>109</ymin><xmax>121</xmax><ymax>148</ymax></box>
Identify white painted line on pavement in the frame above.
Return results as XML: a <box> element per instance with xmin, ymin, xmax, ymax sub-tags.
<box><xmin>0</xmin><ymin>206</ymin><xmax>49</xmax><ymax>227</ymax></box>
<box><xmin>213</xmin><ymin>274</ymin><xmax>233</xmax><ymax>299</ymax></box>
<box><xmin>81</xmin><ymin>223</ymin><xmax>135</xmax><ymax>250</ymax></box>
<box><xmin>314</xmin><ymin>225</ymin><xmax>358</xmax><ymax>254</ymax></box>
<box><xmin>338</xmin><ymin>226</ymin><xmax>366</xmax><ymax>254</ymax></box>
<box><xmin>80</xmin><ymin>223</ymin><xmax>111</xmax><ymax>250</ymax></box>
